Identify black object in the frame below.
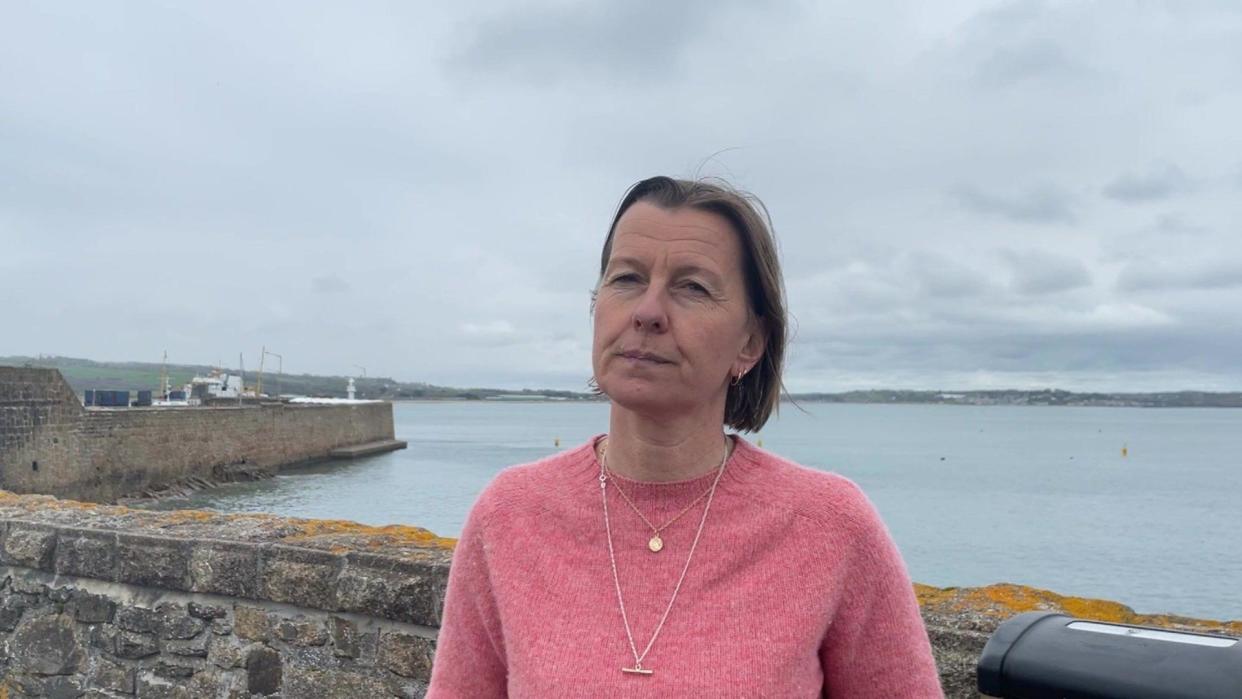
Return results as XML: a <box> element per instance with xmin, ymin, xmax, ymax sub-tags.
<box><xmin>135</xmin><ymin>390</ymin><xmax>153</xmax><ymax>406</ymax></box>
<box><xmin>84</xmin><ymin>389</ymin><xmax>94</xmax><ymax>406</ymax></box>
<box><xmin>978</xmin><ymin>612</ymin><xmax>1242</xmax><ymax>698</ymax></box>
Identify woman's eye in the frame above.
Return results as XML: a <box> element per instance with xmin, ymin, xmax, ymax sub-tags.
<box><xmin>683</xmin><ymin>281</ymin><xmax>709</xmax><ymax>294</ymax></box>
<box><xmin>609</xmin><ymin>273</ymin><xmax>639</xmax><ymax>285</ymax></box>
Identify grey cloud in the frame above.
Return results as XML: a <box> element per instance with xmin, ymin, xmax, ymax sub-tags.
<box><xmin>311</xmin><ymin>275</ymin><xmax>351</xmax><ymax>294</ymax></box>
<box><xmin>1001</xmin><ymin>249</ymin><xmax>1092</xmax><ymax>295</ymax></box>
<box><xmin>4</xmin><ymin>2</ymin><xmax>1242</xmax><ymax>392</ymax></box>
<box><xmin>1103</xmin><ymin>163</ymin><xmax>1192</xmax><ymax>203</ymax></box>
<box><xmin>954</xmin><ymin>184</ymin><xmax>1077</xmax><ymax>224</ymax></box>
<box><xmin>905</xmin><ymin>253</ymin><xmax>992</xmax><ymax>299</ymax></box>
<box><xmin>975</xmin><ymin>41</ymin><xmax>1081</xmax><ymax>89</ymax></box>
<box><xmin>451</xmin><ymin>0</ymin><xmax>750</xmax><ymax>84</ymax></box>
<box><xmin>1117</xmin><ymin>261</ymin><xmax>1242</xmax><ymax>292</ymax></box>
<box><xmin>958</xmin><ymin>1</ymin><xmax>1101</xmax><ymax>91</ymax></box>
<box><xmin>1151</xmin><ymin>213</ymin><xmax>1207</xmax><ymax>236</ymax></box>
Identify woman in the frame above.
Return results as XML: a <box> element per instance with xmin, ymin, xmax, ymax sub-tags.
<box><xmin>428</xmin><ymin>177</ymin><xmax>942</xmax><ymax>697</ymax></box>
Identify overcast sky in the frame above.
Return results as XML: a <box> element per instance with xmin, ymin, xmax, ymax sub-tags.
<box><xmin>3</xmin><ymin>1</ymin><xmax>1240</xmax><ymax>392</ymax></box>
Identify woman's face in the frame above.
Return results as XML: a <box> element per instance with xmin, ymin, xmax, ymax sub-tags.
<box><xmin>592</xmin><ymin>201</ymin><xmax>765</xmax><ymax>420</ymax></box>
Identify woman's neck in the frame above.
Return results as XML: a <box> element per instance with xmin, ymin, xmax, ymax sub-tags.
<box><xmin>602</xmin><ymin>407</ymin><xmax>731</xmax><ymax>483</ymax></box>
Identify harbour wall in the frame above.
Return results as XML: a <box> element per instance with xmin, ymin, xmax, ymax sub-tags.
<box><xmin>1</xmin><ymin>493</ymin><xmax>1238</xmax><ymax>699</ymax></box>
<box><xmin>0</xmin><ymin>367</ymin><xmax>395</xmax><ymax>503</ymax></box>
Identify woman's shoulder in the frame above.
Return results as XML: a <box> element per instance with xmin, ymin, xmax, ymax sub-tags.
<box><xmin>731</xmin><ymin>437</ymin><xmax>885</xmax><ymax>537</ymax></box>
<box><xmin>467</xmin><ymin>438</ymin><xmax>599</xmax><ymax>527</ymax></box>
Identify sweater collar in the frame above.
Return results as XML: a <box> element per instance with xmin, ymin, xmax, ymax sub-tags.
<box><xmin>566</xmin><ymin>433</ymin><xmax>763</xmax><ymax>496</ymax></box>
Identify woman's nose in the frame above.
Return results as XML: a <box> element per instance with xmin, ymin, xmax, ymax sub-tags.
<box><xmin>632</xmin><ymin>288</ymin><xmax>668</xmax><ymax>333</ymax></box>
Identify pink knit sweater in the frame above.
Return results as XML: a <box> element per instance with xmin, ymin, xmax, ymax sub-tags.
<box><xmin>428</xmin><ymin>436</ymin><xmax>942</xmax><ymax>698</ymax></box>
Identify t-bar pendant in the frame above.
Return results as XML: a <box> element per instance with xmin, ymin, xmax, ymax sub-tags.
<box><xmin>622</xmin><ymin>666</ymin><xmax>654</xmax><ymax>676</ymax></box>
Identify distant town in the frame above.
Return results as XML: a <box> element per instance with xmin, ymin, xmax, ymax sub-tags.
<box><xmin>4</xmin><ymin>355</ymin><xmax>1241</xmax><ymax>408</ymax></box>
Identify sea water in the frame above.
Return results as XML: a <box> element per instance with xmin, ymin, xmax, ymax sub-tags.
<box><xmin>142</xmin><ymin>401</ymin><xmax>1242</xmax><ymax>620</ymax></box>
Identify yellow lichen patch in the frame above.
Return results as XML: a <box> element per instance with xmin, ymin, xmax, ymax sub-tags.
<box><xmin>0</xmin><ymin>489</ymin><xmax>457</xmax><ymax>551</ymax></box>
<box><xmin>916</xmin><ymin>582</ymin><xmax>1241</xmax><ymax>635</ymax></box>
<box><xmin>280</xmin><ymin>518</ymin><xmax>457</xmax><ymax>550</ymax></box>
<box><xmin>156</xmin><ymin>509</ymin><xmax>217</xmax><ymax>524</ymax></box>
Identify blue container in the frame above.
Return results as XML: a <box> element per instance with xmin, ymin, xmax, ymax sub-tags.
<box><xmin>168</xmin><ymin>390</ymin><xmax>186</xmax><ymax>400</ymax></box>
<box><xmin>84</xmin><ymin>390</ymin><xmax>95</xmax><ymax>406</ymax></box>
<box><xmin>135</xmin><ymin>390</ymin><xmax>152</xmax><ymax>406</ymax></box>
<box><xmin>98</xmin><ymin>390</ymin><xmax>130</xmax><ymax>407</ymax></box>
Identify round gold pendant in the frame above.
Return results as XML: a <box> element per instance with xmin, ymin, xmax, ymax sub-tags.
<box><xmin>648</xmin><ymin>535</ymin><xmax>663</xmax><ymax>552</ymax></box>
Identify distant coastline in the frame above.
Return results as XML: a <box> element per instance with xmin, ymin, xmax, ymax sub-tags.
<box><xmin>6</xmin><ymin>355</ymin><xmax>1241</xmax><ymax>408</ymax></box>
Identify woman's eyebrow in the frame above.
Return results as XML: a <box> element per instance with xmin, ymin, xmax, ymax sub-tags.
<box><xmin>606</xmin><ymin>256</ymin><xmax>725</xmax><ymax>286</ymax></box>
<box><xmin>606</xmin><ymin>255</ymin><xmax>646</xmax><ymax>271</ymax></box>
<box><xmin>670</xmin><ymin>263</ymin><xmax>725</xmax><ymax>287</ymax></box>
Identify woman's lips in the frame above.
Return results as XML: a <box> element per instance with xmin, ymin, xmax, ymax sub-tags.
<box><xmin>618</xmin><ymin>350</ymin><xmax>673</xmax><ymax>364</ymax></box>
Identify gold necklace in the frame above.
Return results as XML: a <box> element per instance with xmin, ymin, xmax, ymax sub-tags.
<box><xmin>598</xmin><ymin>435</ymin><xmax>729</xmax><ymax>676</ymax></box>
<box><xmin>600</xmin><ymin>441</ymin><xmax>726</xmax><ymax>553</ymax></box>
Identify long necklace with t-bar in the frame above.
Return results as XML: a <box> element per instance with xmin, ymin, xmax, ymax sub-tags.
<box><xmin>599</xmin><ymin>435</ymin><xmax>729</xmax><ymax>676</ymax></box>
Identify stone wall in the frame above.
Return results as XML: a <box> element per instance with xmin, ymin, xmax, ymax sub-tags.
<box><xmin>1</xmin><ymin>492</ymin><xmax>1237</xmax><ymax>698</ymax></box>
<box><xmin>0</xmin><ymin>492</ymin><xmax>454</xmax><ymax>698</ymax></box>
<box><xmin>0</xmin><ymin>367</ymin><xmax>395</xmax><ymax>503</ymax></box>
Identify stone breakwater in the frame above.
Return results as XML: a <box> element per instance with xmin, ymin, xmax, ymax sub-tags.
<box><xmin>0</xmin><ymin>367</ymin><xmax>398</xmax><ymax>503</ymax></box>
<box><xmin>0</xmin><ymin>492</ymin><xmax>1237</xmax><ymax>699</ymax></box>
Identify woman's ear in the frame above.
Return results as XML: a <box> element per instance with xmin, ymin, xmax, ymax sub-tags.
<box><xmin>736</xmin><ymin>316</ymin><xmax>767</xmax><ymax>373</ymax></box>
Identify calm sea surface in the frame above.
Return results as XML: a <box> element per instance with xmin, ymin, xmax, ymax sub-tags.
<box><xmin>142</xmin><ymin>401</ymin><xmax>1242</xmax><ymax>620</ymax></box>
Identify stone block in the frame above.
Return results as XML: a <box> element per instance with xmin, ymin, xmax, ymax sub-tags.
<box><xmin>89</xmin><ymin>654</ymin><xmax>135</xmax><ymax>694</ymax></box>
<box><xmin>275</xmin><ymin>617</ymin><xmax>329</xmax><ymax>647</ymax></box>
<box><xmin>165</xmin><ymin>633</ymin><xmax>210</xmax><ymax>657</ymax></box>
<box><xmin>54</xmin><ymin>530</ymin><xmax>116</xmax><ymax>580</ymax></box>
<box><xmin>1</xmin><ymin>524</ymin><xmax>57</xmax><ymax>570</ymax></box>
<box><xmin>327</xmin><ymin>616</ymin><xmax>360</xmax><ymax>658</ymax></box>
<box><xmin>259</xmin><ymin>546</ymin><xmax>340</xmax><ymax>609</ymax></box>
<box><xmin>338</xmin><ymin>559</ymin><xmax>443</xmax><ymax>627</ymax></box>
<box><xmin>188</xmin><ymin>602</ymin><xmax>227</xmax><ymax>619</ymax></box>
<box><xmin>157</xmin><ymin>606</ymin><xmax>205</xmax><ymax>640</ymax></box>
<box><xmin>246</xmin><ymin>645</ymin><xmax>282</xmax><ymax>696</ymax></box>
<box><xmin>68</xmin><ymin>590</ymin><xmax>116</xmax><ymax>624</ymax></box>
<box><xmin>209</xmin><ymin>636</ymin><xmax>248</xmax><ymax>670</ymax></box>
<box><xmin>233</xmin><ymin>606</ymin><xmax>272</xmax><ymax>641</ymax></box>
<box><xmin>88</xmin><ymin>624</ymin><xmax>118</xmax><ymax>653</ymax></box>
<box><xmin>11</xmin><ymin>575</ymin><xmax>48</xmax><ymax>595</ymax></box>
<box><xmin>154</xmin><ymin>661</ymin><xmax>196</xmax><ymax>679</ymax></box>
<box><xmin>136</xmin><ymin>670</ymin><xmax>190</xmax><ymax>699</ymax></box>
<box><xmin>10</xmin><ymin>613</ymin><xmax>85</xmax><ymax>676</ymax></box>
<box><xmin>377</xmin><ymin>630</ymin><xmax>435</xmax><ymax>680</ymax></box>
<box><xmin>10</xmin><ymin>674</ymin><xmax>85</xmax><ymax>699</ymax></box>
<box><xmin>116</xmin><ymin>605</ymin><xmax>160</xmax><ymax>634</ymax></box>
<box><xmin>185</xmin><ymin>670</ymin><xmax>239</xmax><ymax>698</ymax></box>
<box><xmin>0</xmin><ymin>594</ymin><xmax>32</xmax><ymax>631</ymax></box>
<box><xmin>114</xmin><ymin>630</ymin><xmax>159</xmax><ymax>659</ymax></box>
<box><xmin>188</xmin><ymin>543</ymin><xmax>259</xmax><ymax>598</ymax></box>
<box><xmin>389</xmin><ymin>678</ymin><xmax>430</xmax><ymax>699</ymax></box>
<box><xmin>283</xmin><ymin>664</ymin><xmax>390</xmax><ymax>699</ymax></box>
<box><xmin>117</xmin><ymin>534</ymin><xmax>190</xmax><ymax>591</ymax></box>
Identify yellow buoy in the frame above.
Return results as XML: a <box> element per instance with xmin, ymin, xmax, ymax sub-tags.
<box><xmin>757</xmin><ymin>438</ymin><xmax>764</xmax><ymax>448</ymax></box>
<box><xmin>554</xmin><ymin>437</ymin><xmax>560</xmax><ymax>448</ymax></box>
<box><xmin>1121</xmin><ymin>444</ymin><xmax>1128</xmax><ymax>458</ymax></box>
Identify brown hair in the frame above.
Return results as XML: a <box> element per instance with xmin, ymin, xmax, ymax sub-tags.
<box><xmin>596</xmin><ymin>176</ymin><xmax>788</xmax><ymax>432</ymax></box>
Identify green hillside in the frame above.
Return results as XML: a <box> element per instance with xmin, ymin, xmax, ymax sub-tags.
<box><xmin>0</xmin><ymin>355</ymin><xmax>595</xmax><ymax>401</ymax></box>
